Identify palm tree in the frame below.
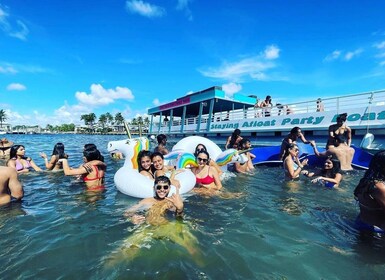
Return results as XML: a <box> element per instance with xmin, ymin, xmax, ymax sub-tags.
<box><xmin>80</xmin><ymin>113</ymin><xmax>97</xmax><ymax>133</ymax></box>
<box><xmin>0</xmin><ymin>109</ymin><xmax>7</xmax><ymax>128</ymax></box>
<box><xmin>99</xmin><ymin>114</ymin><xmax>108</xmax><ymax>133</ymax></box>
<box><xmin>114</xmin><ymin>112</ymin><xmax>124</xmax><ymax>125</ymax></box>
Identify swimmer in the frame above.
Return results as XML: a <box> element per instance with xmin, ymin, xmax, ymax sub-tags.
<box><xmin>283</xmin><ymin>143</ymin><xmax>309</xmax><ymax>180</ymax></box>
<box><xmin>238</xmin><ymin>138</ymin><xmax>255</xmax><ymax>172</ymax></box>
<box><xmin>137</xmin><ymin>150</ymin><xmax>154</xmax><ymax>180</ymax></box>
<box><xmin>191</xmin><ymin>150</ymin><xmax>222</xmax><ymax>193</ymax></box>
<box><xmin>225</xmin><ymin>128</ymin><xmax>242</xmax><ymax>149</ymax></box>
<box><xmin>0</xmin><ymin>138</ymin><xmax>13</xmax><ymax>159</ymax></box>
<box><xmin>308</xmin><ymin>157</ymin><xmax>343</xmax><ymax>187</ymax></box>
<box><xmin>7</xmin><ymin>145</ymin><xmax>42</xmax><ymax>173</ymax></box>
<box><xmin>40</xmin><ymin>142</ymin><xmax>68</xmax><ymax>171</ymax></box>
<box><xmin>151</xmin><ymin>152</ymin><xmax>182</xmax><ymax>188</ymax></box>
<box><xmin>194</xmin><ymin>143</ymin><xmax>223</xmax><ymax>177</ymax></box>
<box><xmin>279</xmin><ymin>127</ymin><xmax>310</xmax><ymax>160</ymax></box>
<box><xmin>153</xmin><ymin>134</ymin><xmax>169</xmax><ymax>155</ymax></box>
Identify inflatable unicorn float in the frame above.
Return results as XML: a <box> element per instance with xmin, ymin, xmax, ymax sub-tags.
<box><xmin>107</xmin><ymin>135</ymin><xmax>245</xmax><ymax>198</ymax></box>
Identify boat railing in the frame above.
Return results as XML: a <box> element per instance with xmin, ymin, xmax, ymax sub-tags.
<box><xmin>157</xmin><ymin>89</ymin><xmax>385</xmax><ymax>132</ymax></box>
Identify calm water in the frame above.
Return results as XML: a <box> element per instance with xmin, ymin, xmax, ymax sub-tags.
<box><xmin>1</xmin><ymin>134</ymin><xmax>385</xmax><ymax>279</ymax></box>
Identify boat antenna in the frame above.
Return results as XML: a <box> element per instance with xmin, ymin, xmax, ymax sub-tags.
<box><xmin>366</xmin><ymin>92</ymin><xmax>374</xmax><ymax>134</ymax></box>
<box><xmin>124</xmin><ymin>121</ymin><xmax>132</xmax><ymax>139</ymax></box>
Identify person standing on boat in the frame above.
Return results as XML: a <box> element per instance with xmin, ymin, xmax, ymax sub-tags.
<box><xmin>225</xmin><ymin>128</ymin><xmax>243</xmax><ymax>149</ymax></box>
<box><xmin>154</xmin><ymin>134</ymin><xmax>169</xmax><ymax>155</ymax></box>
<box><xmin>354</xmin><ymin>151</ymin><xmax>385</xmax><ymax>232</ymax></box>
<box><xmin>0</xmin><ymin>166</ymin><xmax>23</xmax><ymax>205</ymax></box>
<box><xmin>310</xmin><ymin>135</ymin><xmax>354</xmax><ymax>171</ymax></box>
<box><xmin>254</xmin><ymin>97</ymin><xmax>261</xmax><ymax>117</ymax></box>
<box><xmin>316</xmin><ymin>98</ymin><xmax>324</xmax><ymax>112</ymax></box>
<box><xmin>260</xmin><ymin>95</ymin><xmax>273</xmax><ymax>117</ymax></box>
<box><xmin>327</xmin><ymin>113</ymin><xmax>351</xmax><ymax>148</ymax></box>
<box><xmin>279</xmin><ymin>127</ymin><xmax>310</xmax><ymax>160</ymax></box>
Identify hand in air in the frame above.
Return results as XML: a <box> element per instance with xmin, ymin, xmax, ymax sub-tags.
<box><xmin>165</xmin><ymin>186</ymin><xmax>183</xmax><ymax>212</ymax></box>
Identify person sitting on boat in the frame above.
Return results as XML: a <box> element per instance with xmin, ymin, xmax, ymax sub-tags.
<box><xmin>151</xmin><ymin>152</ymin><xmax>182</xmax><ymax>188</ymax></box>
<box><xmin>0</xmin><ymin>166</ymin><xmax>23</xmax><ymax>205</ymax></box>
<box><xmin>192</xmin><ymin>150</ymin><xmax>222</xmax><ymax>192</ymax></box>
<box><xmin>59</xmin><ymin>146</ymin><xmax>106</xmax><ymax>192</ymax></box>
<box><xmin>0</xmin><ymin>138</ymin><xmax>13</xmax><ymax>159</ymax></box>
<box><xmin>354</xmin><ymin>151</ymin><xmax>385</xmax><ymax>232</ymax></box>
<box><xmin>327</xmin><ymin>113</ymin><xmax>351</xmax><ymax>148</ymax></box>
<box><xmin>7</xmin><ymin>145</ymin><xmax>42</xmax><ymax>173</ymax></box>
<box><xmin>316</xmin><ymin>98</ymin><xmax>324</xmax><ymax>112</ymax></box>
<box><xmin>40</xmin><ymin>142</ymin><xmax>68</xmax><ymax>171</ymax></box>
<box><xmin>194</xmin><ymin>143</ymin><xmax>223</xmax><ymax>177</ymax></box>
<box><xmin>260</xmin><ymin>95</ymin><xmax>273</xmax><ymax>117</ymax></box>
<box><xmin>279</xmin><ymin>127</ymin><xmax>311</xmax><ymax>160</ymax></box>
<box><xmin>308</xmin><ymin>157</ymin><xmax>343</xmax><ymax>187</ymax></box>
<box><xmin>137</xmin><ymin>150</ymin><xmax>154</xmax><ymax>180</ymax></box>
<box><xmin>311</xmin><ymin>135</ymin><xmax>354</xmax><ymax>171</ymax></box>
<box><xmin>225</xmin><ymin>128</ymin><xmax>243</xmax><ymax>149</ymax></box>
<box><xmin>238</xmin><ymin>138</ymin><xmax>256</xmax><ymax>172</ymax></box>
<box><xmin>154</xmin><ymin>134</ymin><xmax>169</xmax><ymax>155</ymax></box>
<box><xmin>283</xmin><ymin>143</ymin><xmax>309</xmax><ymax>180</ymax></box>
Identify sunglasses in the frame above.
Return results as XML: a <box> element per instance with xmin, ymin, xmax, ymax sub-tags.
<box><xmin>155</xmin><ymin>184</ymin><xmax>169</xmax><ymax>190</ymax></box>
<box><xmin>197</xmin><ymin>157</ymin><xmax>208</xmax><ymax>163</ymax></box>
<box><xmin>292</xmin><ymin>148</ymin><xmax>299</xmax><ymax>152</ymax></box>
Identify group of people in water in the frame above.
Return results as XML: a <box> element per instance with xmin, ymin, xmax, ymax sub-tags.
<box><xmin>1</xmin><ymin>111</ymin><xmax>385</xmax><ymax>239</ymax></box>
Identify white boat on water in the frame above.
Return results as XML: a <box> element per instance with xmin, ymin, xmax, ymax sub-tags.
<box><xmin>147</xmin><ymin>86</ymin><xmax>385</xmax><ymax>140</ymax></box>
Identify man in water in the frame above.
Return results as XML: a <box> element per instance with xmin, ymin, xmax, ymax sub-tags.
<box><xmin>311</xmin><ymin>135</ymin><xmax>355</xmax><ymax>171</ymax></box>
<box><xmin>0</xmin><ymin>166</ymin><xmax>23</xmax><ymax>205</ymax></box>
<box><xmin>154</xmin><ymin>134</ymin><xmax>169</xmax><ymax>155</ymax></box>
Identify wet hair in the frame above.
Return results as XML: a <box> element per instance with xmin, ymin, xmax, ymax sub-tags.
<box><xmin>336</xmin><ymin>113</ymin><xmax>347</xmax><ymax>123</ymax></box>
<box><xmin>322</xmin><ymin>158</ymin><xmax>341</xmax><ymax>178</ymax></box>
<box><xmin>195</xmin><ymin>150</ymin><xmax>210</xmax><ymax>164</ymax></box>
<box><xmin>9</xmin><ymin>145</ymin><xmax>26</xmax><ymax>160</ymax></box>
<box><xmin>52</xmin><ymin>142</ymin><xmax>66</xmax><ymax>159</ymax></box>
<box><xmin>354</xmin><ymin>151</ymin><xmax>385</xmax><ymax>198</ymax></box>
<box><xmin>153</xmin><ymin>175</ymin><xmax>171</xmax><ymax>198</ymax></box>
<box><xmin>238</xmin><ymin>138</ymin><xmax>250</xmax><ymax>150</ymax></box>
<box><xmin>84</xmin><ymin>143</ymin><xmax>104</xmax><ymax>161</ymax></box>
<box><xmin>229</xmin><ymin>129</ymin><xmax>241</xmax><ymax>148</ymax></box>
<box><xmin>84</xmin><ymin>143</ymin><xmax>97</xmax><ymax>150</ymax></box>
<box><xmin>194</xmin><ymin>143</ymin><xmax>207</xmax><ymax>157</ymax></box>
<box><xmin>290</xmin><ymin>127</ymin><xmax>301</xmax><ymax>135</ymax></box>
<box><xmin>137</xmin><ymin>150</ymin><xmax>152</xmax><ymax>172</ymax></box>
<box><xmin>83</xmin><ymin>147</ymin><xmax>103</xmax><ymax>162</ymax></box>
<box><xmin>156</xmin><ymin>134</ymin><xmax>167</xmax><ymax>144</ymax></box>
<box><xmin>283</xmin><ymin>143</ymin><xmax>298</xmax><ymax>159</ymax></box>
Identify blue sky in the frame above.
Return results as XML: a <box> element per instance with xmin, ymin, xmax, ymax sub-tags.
<box><xmin>1</xmin><ymin>0</ymin><xmax>385</xmax><ymax>126</ymax></box>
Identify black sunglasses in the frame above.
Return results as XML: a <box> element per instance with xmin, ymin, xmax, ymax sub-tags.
<box><xmin>155</xmin><ymin>184</ymin><xmax>169</xmax><ymax>190</ymax></box>
<box><xmin>197</xmin><ymin>157</ymin><xmax>208</xmax><ymax>163</ymax></box>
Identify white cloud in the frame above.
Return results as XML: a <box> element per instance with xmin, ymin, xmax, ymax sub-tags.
<box><xmin>0</xmin><ymin>4</ymin><xmax>29</xmax><ymax>40</ymax></box>
<box><xmin>0</xmin><ymin>65</ymin><xmax>17</xmax><ymax>74</ymax></box>
<box><xmin>153</xmin><ymin>98</ymin><xmax>160</xmax><ymax>105</ymax></box>
<box><xmin>6</xmin><ymin>83</ymin><xmax>26</xmax><ymax>91</ymax></box>
<box><xmin>75</xmin><ymin>84</ymin><xmax>134</xmax><ymax>106</ymax></box>
<box><xmin>176</xmin><ymin>0</ymin><xmax>193</xmax><ymax>21</ymax></box>
<box><xmin>199</xmin><ymin>45</ymin><xmax>281</xmax><ymax>82</ymax></box>
<box><xmin>264</xmin><ymin>45</ymin><xmax>280</xmax><ymax>60</ymax></box>
<box><xmin>374</xmin><ymin>41</ymin><xmax>385</xmax><ymax>49</ymax></box>
<box><xmin>324</xmin><ymin>50</ymin><xmax>341</xmax><ymax>62</ymax></box>
<box><xmin>344</xmin><ymin>49</ymin><xmax>363</xmax><ymax>61</ymax></box>
<box><xmin>222</xmin><ymin>83</ymin><xmax>242</xmax><ymax>98</ymax></box>
<box><xmin>126</xmin><ymin>0</ymin><xmax>165</xmax><ymax>18</ymax></box>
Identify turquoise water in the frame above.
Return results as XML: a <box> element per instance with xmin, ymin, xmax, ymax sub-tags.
<box><xmin>1</xmin><ymin>134</ymin><xmax>385</xmax><ymax>279</ymax></box>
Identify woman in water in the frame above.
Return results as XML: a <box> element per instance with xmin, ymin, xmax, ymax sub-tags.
<box><xmin>40</xmin><ymin>142</ymin><xmax>68</xmax><ymax>171</ymax></box>
<box><xmin>137</xmin><ymin>150</ymin><xmax>154</xmax><ymax>180</ymax></box>
<box><xmin>194</xmin><ymin>143</ymin><xmax>223</xmax><ymax>177</ymax></box>
<box><xmin>279</xmin><ymin>126</ymin><xmax>310</xmax><ymax>160</ymax></box>
<box><xmin>7</xmin><ymin>145</ymin><xmax>42</xmax><ymax>173</ymax></box>
<box><xmin>309</xmin><ymin>157</ymin><xmax>342</xmax><ymax>187</ymax></box>
<box><xmin>151</xmin><ymin>152</ymin><xmax>182</xmax><ymax>187</ymax></box>
<box><xmin>59</xmin><ymin>146</ymin><xmax>106</xmax><ymax>192</ymax></box>
<box><xmin>283</xmin><ymin>143</ymin><xmax>309</xmax><ymax>180</ymax></box>
<box><xmin>225</xmin><ymin>128</ymin><xmax>242</xmax><ymax>149</ymax></box>
<box><xmin>354</xmin><ymin>151</ymin><xmax>385</xmax><ymax>231</ymax></box>
<box><xmin>192</xmin><ymin>150</ymin><xmax>222</xmax><ymax>192</ymax></box>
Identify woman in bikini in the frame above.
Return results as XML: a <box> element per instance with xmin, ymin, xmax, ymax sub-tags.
<box><xmin>282</xmin><ymin>143</ymin><xmax>309</xmax><ymax>180</ymax></box>
<box><xmin>194</xmin><ymin>144</ymin><xmax>223</xmax><ymax>177</ymax></box>
<box><xmin>40</xmin><ymin>142</ymin><xmax>68</xmax><ymax>171</ymax></box>
<box><xmin>327</xmin><ymin>113</ymin><xmax>352</xmax><ymax>148</ymax></box>
<box><xmin>191</xmin><ymin>150</ymin><xmax>222</xmax><ymax>193</ymax></box>
<box><xmin>7</xmin><ymin>145</ymin><xmax>42</xmax><ymax>173</ymax></box>
<box><xmin>59</xmin><ymin>146</ymin><xmax>106</xmax><ymax>192</ymax></box>
<box><xmin>137</xmin><ymin>150</ymin><xmax>154</xmax><ymax>180</ymax></box>
<box><xmin>225</xmin><ymin>129</ymin><xmax>242</xmax><ymax>149</ymax></box>
<box><xmin>308</xmin><ymin>157</ymin><xmax>343</xmax><ymax>187</ymax></box>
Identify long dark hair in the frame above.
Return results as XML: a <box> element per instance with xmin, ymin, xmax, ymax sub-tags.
<box><xmin>229</xmin><ymin>129</ymin><xmax>241</xmax><ymax>148</ymax></box>
<box><xmin>354</xmin><ymin>151</ymin><xmax>385</xmax><ymax>198</ymax></box>
<box><xmin>282</xmin><ymin>143</ymin><xmax>297</xmax><ymax>160</ymax></box>
<box><xmin>321</xmin><ymin>158</ymin><xmax>341</xmax><ymax>178</ymax></box>
<box><xmin>52</xmin><ymin>142</ymin><xmax>66</xmax><ymax>159</ymax></box>
<box><xmin>194</xmin><ymin>143</ymin><xmax>207</xmax><ymax>157</ymax></box>
<box><xmin>9</xmin><ymin>145</ymin><xmax>26</xmax><ymax>160</ymax></box>
<box><xmin>83</xmin><ymin>147</ymin><xmax>103</xmax><ymax>162</ymax></box>
<box><xmin>137</xmin><ymin>150</ymin><xmax>152</xmax><ymax>172</ymax></box>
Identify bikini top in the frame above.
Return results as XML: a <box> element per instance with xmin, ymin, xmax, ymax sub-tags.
<box><xmin>14</xmin><ymin>158</ymin><xmax>32</xmax><ymax>171</ymax></box>
<box><xmin>283</xmin><ymin>158</ymin><xmax>299</xmax><ymax>172</ymax></box>
<box><xmin>195</xmin><ymin>167</ymin><xmax>215</xmax><ymax>185</ymax></box>
<box><xmin>83</xmin><ymin>165</ymin><xmax>104</xmax><ymax>182</ymax></box>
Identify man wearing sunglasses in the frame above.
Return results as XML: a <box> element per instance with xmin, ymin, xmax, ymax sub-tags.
<box><xmin>125</xmin><ymin>176</ymin><xmax>184</xmax><ymax>225</ymax></box>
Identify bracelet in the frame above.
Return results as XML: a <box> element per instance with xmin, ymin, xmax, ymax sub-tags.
<box><xmin>176</xmin><ymin>208</ymin><xmax>183</xmax><ymax>215</ymax></box>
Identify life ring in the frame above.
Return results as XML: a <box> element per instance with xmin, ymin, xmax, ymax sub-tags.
<box><xmin>107</xmin><ymin>138</ymin><xmax>195</xmax><ymax>198</ymax></box>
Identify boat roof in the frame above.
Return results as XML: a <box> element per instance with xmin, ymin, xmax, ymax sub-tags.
<box><xmin>148</xmin><ymin>86</ymin><xmax>256</xmax><ymax>117</ymax></box>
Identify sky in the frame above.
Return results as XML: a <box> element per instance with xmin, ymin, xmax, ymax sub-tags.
<box><xmin>1</xmin><ymin>0</ymin><xmax>385</xmax><ymax>127</ymax></box>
